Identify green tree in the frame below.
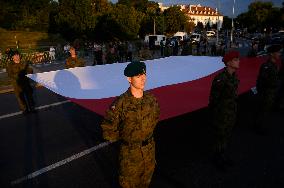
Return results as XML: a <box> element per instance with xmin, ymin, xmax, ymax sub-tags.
<box><xmin>94</xmin><ymin>4</ymin><xmax>144</xmax><ymax>41</ymax></box>
<box><xmin>236</xmin><ymin>1</ymin><xmax>281</xmax><ymax>32</ymax></box>
<box><xmin>163</xmin><ymin>6</ymin><xmax>188</xmax><ymax>35</ymax></box>
<box><xmin>56</xmin><ymin>0</ymin><xmax>98</xmax><ymax>40</ymax></box>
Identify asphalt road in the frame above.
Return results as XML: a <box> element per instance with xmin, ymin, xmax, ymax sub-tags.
<box><xmin>1</xmin><ymin>85</ymin><xmax>284</xmax><ymax>188</ymax></box>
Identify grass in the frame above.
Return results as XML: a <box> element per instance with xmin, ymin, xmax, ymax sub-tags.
<box><xmin>0</xmin><ymin>28</ymin><xmax>66</xmax><ymax>52</ymax></box>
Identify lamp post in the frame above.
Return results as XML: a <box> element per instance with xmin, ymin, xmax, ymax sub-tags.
<box><xmin>216</xmin><ymin>0</ymin><xmax>220</xmax><ymax>45</ymax></box>
<box><xmin>230</xmin><ymin>0</ymin><xmax>235</xmax><ymax>44</ymax></box>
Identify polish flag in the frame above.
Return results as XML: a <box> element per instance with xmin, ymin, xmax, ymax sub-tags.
<box><xmin>27</xmin><ymin>56</ymin><xmax>266</xmax><ymax>120</ymax></box>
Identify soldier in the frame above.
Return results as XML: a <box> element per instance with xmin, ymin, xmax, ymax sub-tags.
<box><xmin>208</xmin><ymin>50</ymin><xmax>240</xmax><ymax>170</ymax></box>
<box><xmin>6</xmin><ymin>49</ymin><xmax>36</xmax><ymax>114</ymax></box>
<box><xmin>254</xmin><ymin>44</ymin><xmax>282</xmax><ymax>134</ymax></box>
<box><xmin>65</xmin><ymin>46</ymin><xmax>85</xmax><ymax>69</ymax></box>
<box><xmin>101</xmin><ymin>61</ymin><xmax>160</xmax><ymax>188</ymax></box>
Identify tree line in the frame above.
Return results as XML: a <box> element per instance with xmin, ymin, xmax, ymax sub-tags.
<box><xmin>0</xmin><ymin>0</ymin><xmax>283</xmax><ymax>42</ymax></box>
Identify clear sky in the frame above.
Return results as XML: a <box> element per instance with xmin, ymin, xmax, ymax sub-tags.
<box><xmin>110</xmin><ymin>0</ymin><xmax>283</xmax><ymax>17</ymax></box>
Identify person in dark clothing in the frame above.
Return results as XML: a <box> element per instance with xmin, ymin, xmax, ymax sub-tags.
<box><xmin>208</xmin><ymin>50</ymin><xmax>240</xmax><ymax>170</ymax></box>
<box><xmin>6</xmin><ymin>49</ymin><xmax>36</xmax><ymax>114</ymax></box>
<box><xmin>254</xmin><ymin>44</ymin><xmax>282</xmax><ymax>134</ymax></box>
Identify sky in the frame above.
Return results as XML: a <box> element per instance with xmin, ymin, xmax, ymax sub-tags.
<box><xmin>110</xmin><ymin>0</ymin><xmax>283</xmax><ymax>17</ymax></box>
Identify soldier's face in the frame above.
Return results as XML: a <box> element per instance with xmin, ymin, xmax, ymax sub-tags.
<box><xmin>228</xmin><ymin>58</ymin><xmax>239</xmax><ymax>69</ymax></box>
<box><xmin>13</xmin><ymin>54</ymin><xmax>20</xmax><ymax>63</ymax></box>
<box><xmin>70</xmin><ymin>48</ymin><xmax>76</xmax><ymax>56</ymax></box>
<box><xmin>128</xmin><ymin>73</ymin><xmax>147</xmax><ymax>90</ymax></box>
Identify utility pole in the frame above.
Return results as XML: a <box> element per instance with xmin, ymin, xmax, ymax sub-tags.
<box><xmin>154</xmin><ymin>18</ymin><xmax>156</xmax><ymax>35</ymax></box>
<box><xmin>230</xmin><ymin>0</ymin><xmax>235</xmax><ymax>44</ymax></box>
<box><xmin>216</xmin><ymin>0</ymin><xmax>220</xmax><ymax>45</ymax></box>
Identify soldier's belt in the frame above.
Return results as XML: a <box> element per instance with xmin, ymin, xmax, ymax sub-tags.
<box><xmin>121</xmin><ymin>136</ymin><xmax>153</xmax><ymax>147</ymax></box>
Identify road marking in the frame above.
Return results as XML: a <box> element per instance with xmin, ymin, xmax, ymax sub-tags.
<box><xmin>11</xmin><ymin>141</ymin><xmax>111</xmax><ymax>186</ymax></box>
<box><xmin>0</xmin><ymin>100</ymin><xmax>70</xmax><ymax>120</ymax></box>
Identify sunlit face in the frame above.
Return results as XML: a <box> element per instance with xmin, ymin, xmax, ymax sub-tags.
<box><xmin>69</xmin><ymin>48</ymin><xmax>76</xmax><ymax>57</ymax></box>
<box><xmin>228</xmin><ymin>58</ymin><xmax>240</xmax><ymax>70</ymax></box>
<box><xmin>127</xmin><ymin>73</ymin><xmax>147</xmax><ymax>90</ymax></box>
<box><xmin>12</xmin><ymin>54</ymin><xmax>20</xmax><ymax>63</ymax></box>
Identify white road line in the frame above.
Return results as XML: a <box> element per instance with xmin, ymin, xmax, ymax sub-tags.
<box><xmin>0</xmin><ymin>100</ymin><xmax>70</xmax><ymax>120</ymax></box>
<box><xmin>11</xmin><ymin>141</ymin><xmax>111</xmax><ymax>186</ymax></box>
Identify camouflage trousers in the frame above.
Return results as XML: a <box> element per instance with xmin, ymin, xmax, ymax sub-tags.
<box><xmin>119</xmin><ymin>139</ymin><xmax>155</xmax><ymax>188</ymax></box>
<box><xmin>211</xmin><ymin>111</ymin><xmax>237</xmax><ymax>152</ymax></box>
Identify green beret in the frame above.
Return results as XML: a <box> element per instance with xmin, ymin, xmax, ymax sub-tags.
<box><xmin>124</xmin><ymin>61</ymin><xmax>146</xmax><ymax>77</ymax></box>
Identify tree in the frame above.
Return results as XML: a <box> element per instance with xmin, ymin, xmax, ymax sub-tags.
<box><xmin>94</xmin><ymin>4</ymin><xmax>144</xmax><ymax>41</ymax></box>
<box><xmin>236</xmin><ymin>1</ymin><xmax>281</xmax><ymax>32</ymax></box>
<box><xmin>55</xmin><ymin>0</ymin><xmax>98</xmax><ymax>40</ymax></box>
<box><xmin>0</xmin><ymin>0</ymin><xmax>53</xmax><ymax>31</ymax></box>
<box><xmin>163</xmin><ymin>6</ymin><xmax>188</xmax><ymax>35</ymax></box>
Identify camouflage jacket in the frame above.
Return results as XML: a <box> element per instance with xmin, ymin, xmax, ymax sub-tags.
<box><xmin>101</xmin><ymin>89</ymin><xmax>160</xmax><ymax>143</ymax></box>
<box><xmin>7</xmin><ymin>61</ymin><xmax>33</xmax><ymax>91</ymax></box>
<box><xmin>65</xmin><ymin>56</ymin><xmax>85</xmax><ymax>69</ymax></box>
<box><xmin>209</xmin><ymin>69</ymin><xmax>239</xmax><ymax>114</ymax></box>
<box><xmin>256</xmin><ymin>59</ymin><xmax>279</xmax><ymax>94</ymax></box>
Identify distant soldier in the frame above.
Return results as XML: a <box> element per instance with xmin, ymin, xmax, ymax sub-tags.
<box><xmin>208</xmin><ymin>50</ymin><xmax>240</xmax><ymax>170</ymax></box>
<box><xmin>101</xmin><ymin>61</ymin><xmax>160</xmax><ymax>188</ymax></box>
<box><xmin>254</xmin><ymin>44</ymin><xmax>282</xmax><ymax>134</ymax></box>
<box><xmin>6</xmin><ymin>49</ymin><xmax>36</xmax><ymax>114</ymax></box>
<box><xmin>160</xmin><ymin>39</ymin><xmax>165</xmax><ymax>57</ymax></box>
<box><xmin>65</xmin><ymin>46</ymin><xmax>85</xmax><ymax>69</ymax></box>
<box><xmin>49</xmin><ymin>46</ymin><xmax>56</xmax><ymax>63</ymax></box>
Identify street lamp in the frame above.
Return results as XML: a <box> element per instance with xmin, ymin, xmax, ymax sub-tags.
<box><xmin>216</xmin><ymin>0</ymin><xmax>220</xmax><ymax>45</ymax></box>
<box><xmin>230</xmin><ymin>0</ymin><xmax>235</xmax><ymax>44</ymax></box>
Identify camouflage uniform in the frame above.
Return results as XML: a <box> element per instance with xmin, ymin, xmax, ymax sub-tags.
<box><xmin>7</xmin><ymin>60</ymin><xmax>35</xmax><ymax>112</ymax></box>
<box><xmin>101</xmin><ymin>89</ymin><xmax>160</xmax><ymax>188</ymax></box>
<box><xmin>209</xmin><ymin>69</ymin><xmax>239</xmax><ymax>153</ymax></box>
<box><xmin>65</xmin><ymin>56</ymin><xmax>85</xmax><ymax>69</ymax></box>
<box><xmin>255</xmin><ymin>59</ymin><xmax>279</xmax><ymax>129</ymax></box>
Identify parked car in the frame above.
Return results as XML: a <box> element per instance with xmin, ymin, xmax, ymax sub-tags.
<box><xmin>144</xmin><ymin>35</ymin><xmax>167</xmax><ymax>49</ymax></box>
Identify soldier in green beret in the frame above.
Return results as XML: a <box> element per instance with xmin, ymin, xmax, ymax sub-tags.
<box><xmin>65</xmin><ymin>46</ymin><xmax>85</xmax><ymax>69</ymax></box>
<box><xmin>208</xmin><ymin>50</ymin><xmax>240</xmax><ymax>170</ymax></box>
<box><xmin>6</xmin><ymin>49</ymin><xmax>36</xmax><ymax>114</ymax></box>
<box><xmin>254</xmin><ymin>44</ymin><xmax>282</xmax><ymax>134</ymax></box>
<box><xmin>101</xmin><ymin>61</ymin><xmax>160</xmax><ymax>188</ymax></box>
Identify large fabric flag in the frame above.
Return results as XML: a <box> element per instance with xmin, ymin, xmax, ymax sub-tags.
<box><xmin>27</xmin><ymin>55</ymin><xmax>266</xmax><ymax>120</ymax></box>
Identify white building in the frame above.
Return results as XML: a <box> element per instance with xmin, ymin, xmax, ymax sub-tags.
<box><xmin>182</xmin><ymin>4</ymin><xmax>223</xmax><ymax>29</ymax></box>
<box><xmin>159</xmin><ymin>3</ymin><xmax>223</xmax><ymax>29</ymax></box>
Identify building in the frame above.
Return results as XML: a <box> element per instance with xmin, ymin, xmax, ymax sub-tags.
<box><xmin>158</xmin><ymin>3</ymin><xmax>223</xmax><ymax>29</ymax></box>
<box><xmin>183</xmin><ymin>4</ymin><xmax>223</xmax><ymax>29</ymax></box>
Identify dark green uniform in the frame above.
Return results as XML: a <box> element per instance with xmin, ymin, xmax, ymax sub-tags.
<box><xmin>209</xmin><ymin>69</ymin><xmax>239</xmax><ymax>153</ymax></box>
<box><xmin>101</xmin><ymin>89</ymin><xmax>160</xmax><ymax>188</ymax></box>
<box><xmin>7</xmin><ymin>61</ymin><xmax>35</xmax><ymax>112</ymax></box>
<box><xmin>255</xmin><ymin>59</ymin><xmax>279</xmax><ymax>129</ymax></box>
<box><xmin>65</xmin><ymin>56</ymin><xmax>85</xmax><ymax>69</ymax></box>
